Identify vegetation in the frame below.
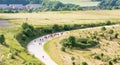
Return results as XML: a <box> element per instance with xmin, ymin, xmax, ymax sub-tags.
<box><xmin>99</xmin><ymin>0</ymin><xmax>120</xmax><ymax>9</ymax></box>
<box><xmin>44</xmin><ymin>24</ymin><xmax>120</xmax><ymax>65</ymax></box>
<box><xmin>0</xmin><ymin>34</ymin><xmax>5</xmax><ymax>45</ymax></box>
<box><xmin>60</xmin><ymin>36</ymin><xmax>99</xmax><ymax>49</ymax></box>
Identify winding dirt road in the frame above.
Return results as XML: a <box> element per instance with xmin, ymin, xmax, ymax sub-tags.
<box><xmin>27</xmin><ymin>24</ymin><xmax>119</xmax><ymax>65</ymax></box>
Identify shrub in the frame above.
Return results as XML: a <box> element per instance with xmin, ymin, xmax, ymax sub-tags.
<box><xmin>109</xmin><ymin>61</ymin><xmax>113</xmax><ymax>65</ymax></box>
<box><xmin>81</xmin><ymin>62</ymin><xmax>88</xmax><ymax>65</ymax></box>
<box><xmin>114</xmin><ymin>33</ymin><xmax>119</xmax><ymax>38</ymax></box>
<box><xmin>106</xmin><ymin>21</ymin><xmax>112</xmax><ymax>25</ymax></box>
<box><xmin>101</xmin><ymin>27</ymin><xmax>106</xmax><ymax>31</ymax></box>
<box><xmin>94</xmin><ymin>55</ymin><xmax>101</xmax><ymax>60</ymax></box>
<box><xmin>72</xmin><ymin>62</ymin><xmax>75</xmax><ymax>65</ymax></box>
<box><xmin>61</xmin><ymin>47</ymin><xmax>66</xmax><ymax>52</ymax></box>
<box><xmin>108</xmin><ymin>29</ymin><xmax>114</xmax><ymax>34</ymax></box>
<box><xmin>0</xmin><ymin>34</ymin><xmax>5</xmax><ymax>45</ymax></box>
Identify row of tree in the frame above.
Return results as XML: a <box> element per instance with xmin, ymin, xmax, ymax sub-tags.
<box><xmin>99</xmin><ymin>0</ymin><xmax>120</xmax><ymax>9</ymax></box>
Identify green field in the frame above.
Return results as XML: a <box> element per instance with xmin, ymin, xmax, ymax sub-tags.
<box><xmin>51</xmin><ymin>0</ymin><xmax>100</xmax><ymax>7</ymax></box>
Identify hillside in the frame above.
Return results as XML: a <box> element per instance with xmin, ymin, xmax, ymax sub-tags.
<box><xmin>45</xmin><ymin>25</ymin><xmax>120</xmax><ymax>65</ymax></box>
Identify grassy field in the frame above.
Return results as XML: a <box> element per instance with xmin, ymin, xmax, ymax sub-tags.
<box><xmin>44</xmin><ymin>25</ymin><xmax>120</xmax><ymax>65</ymax></box>
<box><xmin>51</xmin><ymin>0</ymin><xmax>100</xmax><ymax>7</ymax></box>
<box><xmin>0</xmin><ymin>10</ymin><xmax>120</xmax><ymax>26</ymax></box>
<box><xmin>0</xmin><ymin>27</ymin><xmax>44</xmax><ymax>65</ymax></box>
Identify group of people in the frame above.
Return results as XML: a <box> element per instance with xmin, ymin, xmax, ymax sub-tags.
<box><xmin>33</xmin><ymin>32</ymin><xmax>64</xmax><ymax>59</ymax></box>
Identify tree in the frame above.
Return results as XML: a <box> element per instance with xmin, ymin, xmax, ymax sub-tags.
<box><xmin>0</xmin><ymin>34</ymin><xmax>5</xmax><ymax>45</ymax></box>
<box><xmin>52</xmin><ymin>24</ymin><xmax>61</xmax><ymax>32</ymax></box>
<box><xmin>68</xmin><ymin>36</ymin><xmax>76</xmax><ymax>46</ymax></box>
<box><xmin>109</xmin><ymin>29</ymin><xmax>114</xmax><ymax>34</ymax></box>
<box><xmin>63</xmin><ymin>25</ymin><xmax>71</xmax><ymax>31</ymax></box>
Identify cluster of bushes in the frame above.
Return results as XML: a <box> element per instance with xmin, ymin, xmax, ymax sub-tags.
<box><xmin>60</xmin><ymin>36</ymin><xmax>99</xmax><ymax>50</ymax></box>
<box><xmin>41</xmin><ymin>1</ymin><xmax>82</xmax><ymax>11</ymax></box>
<box><xmin>93</xmin><ymin>53</ymin><xmax>120</xmax><ymax>65</ymax></box>
<box><xmin>100</xmin><ymin>27</ymin><xmax>119</xmax><ymax>41</ymax></box>
<box><xmin>99</xmin><ymin>0</ymin><xmax>120</xmax><ymax>10</ymax></box>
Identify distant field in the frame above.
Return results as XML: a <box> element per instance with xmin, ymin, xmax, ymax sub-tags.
<box><xmin>0</xmin><ymin>10</ymin><xmax>120</xmax><ymax>26</ymax></box>
<box><xmin>51</xmin><ymin>0</ymin><xmax>100</xmax><ymax>7</ymax></box>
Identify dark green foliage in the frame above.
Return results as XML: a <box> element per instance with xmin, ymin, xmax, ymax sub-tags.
<box><xmin>68</xmin><ymin>36</ymin><xmax>76</xmax><ymax>46</ymax></box>
<box><xmin>0</xmin><ymin>34</ymin><xmax>5</xmax><ymax>45</ymax></box>
<box><xmin>63</xmin><ymin>25</ymin><xmax>71</xmax><ymax>31</ymax></box>
<box><xmin>109</xmin><ymin>61</ymin><xmax>113</xmax><ymax>65</ymax></box>
<box><xmin>61</xmin><ymin>36</ymin><xmax>99</xmax><ymax>49</ymax></box>
<box><xmin>94</xmin><ymin>55</ymin><xmax>101</xmax><ymax>60</ymax></box>
<box><xmin>106</xmin><ymin>21</ymin><xmax>112</xmax><ymax>25</ymax></box>
<box><xmin>52</xmin><ymin>24</ymin><xmax>61</xmax><ymax>32</ymax></box>
<box><xmin>72</xmin><ymin>62</ymin><xmax>75</xmax><ymax>65</ymax></box>
<box><xmin>81</xmin><ymin>62</ymin><xmax>88</xmax><ymax>65</ymax></box>
<box><xmin>101</xmin><ymin>27</ymin><xmax>106</xmax><ymax>31</ymax></box>
<box><xmin>108</xmin><ymin>29</ymin><xmax>114</xmax><ymax>34</ymax></box>
<box><xmin>61</xmin><ymin>47</ymin><xmax>66</xmax><ymax>52</ymax></box>
<box><xmin>114</xmin><ymin>33</ymin><xmax>119</xmax><ymax>38</ymax></box>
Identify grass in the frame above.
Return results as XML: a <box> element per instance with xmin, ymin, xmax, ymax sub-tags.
<box><xmin>44</xmin><ymin>37</ymin><xmax>65</xmax><ymax>65</ymax></box>
<box><xmin>44</xmin><ymin>25</ymin><xmax>120</xmax><ymax>65</ymax></box>
<box><xmin>51</xmin><ymin>0</ymin><xmax>100</xmax><ymax>7</ymax></box>
<box><xmin>0</xmin><ymin>10</ymin><xmax>120</xmax><ymax>26</ymax></box>
<box><xmin>0</xmin><ymin>26</ymin><xmax>44</xmax><ymax>65</ymax></box>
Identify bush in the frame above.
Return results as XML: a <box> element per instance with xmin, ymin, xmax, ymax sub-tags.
<box><xmin>81</xmin><ymin>62</ymin><xmax>88</xmax><ymax>65</ymax></box>
<box><xmin>0</xmin><ymin>34</ymin><xmax>5</xmax><ymax>45</ymax></box>
<box><xmin>72</xmin><ymin>62</ymin><xmax>75</xmax><ymax>65</ymax></box>
<box><xmin>108</xmin><ymin>29</ymin><xmax>114</xmax><ymax>34</ymax></box>
<box><xmin>61</xmin><ymin>47</ymin><xmax>66</xmax><ymax>52</ymax></box>
<box><xmin>109</xmin><ymin>61</ymin><xmax>113</xmax><ymax>65</ymax></box>
<box><xmin>106</xmin><ymin>21</ymin><xmax>112</xmax><ymax>25</ymax></box>
<box><xmin>101</xmin><ymin>27</ymin><xmax>106</xmax><ymax>31</ymax></box>
<box><xmin>71</xmin><ymin>56</ymin><xmax>75</xmax><ymax>61</ymax></box>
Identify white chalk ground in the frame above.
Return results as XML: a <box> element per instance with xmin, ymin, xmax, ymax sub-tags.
<box><xmin>27</xmin><ymin>24</ymin><xmax>119</xmax><ymax>65</ymax></box>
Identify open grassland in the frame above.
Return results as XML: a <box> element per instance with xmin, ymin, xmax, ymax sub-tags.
<box><xmin>0</xmin><ymin>10</ymin><xmax>120</xmax><ymax>26</ymax></box>
<box><xmin>44</xmin><ymin>25</ymin><xmax>120</xmax><ymax>65</ymax></box>
<box><xmin>0</xmin><ymin>27</ymin><xmax>44</xmax><ymax>65</ymax></box>
<box><xmin>51</xmin><ymin>0</ymin><xmax>100</xmax><ymax>6</ymax></box>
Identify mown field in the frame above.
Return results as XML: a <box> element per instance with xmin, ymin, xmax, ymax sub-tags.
<box><xmin>44</xmin><ymin>25</ymin><xmax>120</xmax><ymax>65</ymax></box>
<box><xmin>51</xmin><ymin>0</ymin><xmax>100</xmax><ymax>7</ymax></box>
<box><xmin>0</xmin><ymin>10</ymin><xmax>120</xmax><ymax>26</ymax></box>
